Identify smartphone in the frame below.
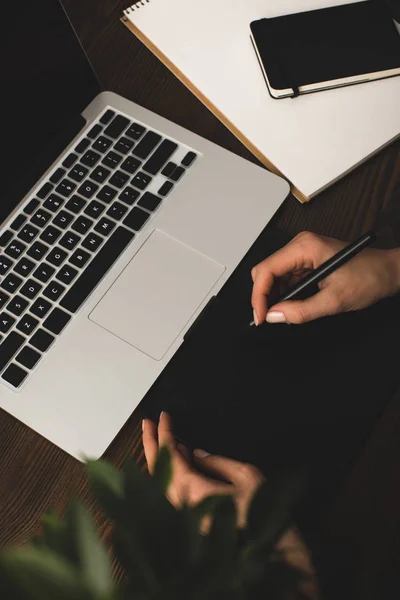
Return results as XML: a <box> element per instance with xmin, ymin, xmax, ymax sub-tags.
<box><xmin>250</xmin><ymin>0</ymin><xmax>400</xmax><ymax>99</ymax></box>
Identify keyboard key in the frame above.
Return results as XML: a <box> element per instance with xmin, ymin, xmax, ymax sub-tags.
<box><xmin>72</xmin><ymin>215</ymin><xmax>93</xmax><ymax>235</ymax></box>
<box><xmin>30</xmin><ymin>329</ymin><xmax>55</xmax><ymax>352</ymax></box>
<box><xmin>131</xmin><ymin>172</ymin><xmax>152</xmax><ymax>190</ymax></box>
<box><xmin>81</xmin><ymin>150</ymin><xmax>101</xmax><ymax>168</ymax></box>
<box><xmin>87</xmin><ymin>124</ymin><xmax>103</xmax><ymax>139</ymax></box>
<box><xmin>52</xmin><ymin>211</ymin><xmax>74</xmax><ymax>230</ymax></box>
<box><xmin>125</xmin><ymin>123</ymin><xmax>146</xmax><ymax>140</ymax></box>
<box><xmin>27</xmin><ymin>242</ymin><xmax>48</xmax><ymax>261</ymax></box>
<box><xmin>97</xmin><ymin>185</ymin><xmax>117</xmax><ymax>204</ymax></box>
<box><xmin>14</xmin><ymin>257</ymin><xmax>35</xmax><ymax>277</ymax></box>
<box><xmin>60</xmin><ymin>226</ymin><xmax>135</xmax><ymax>313</ymax></box>
<box><xmin>138</xmin><ymin>192</ymin><xmax>162</xmax><ymax>212</ymax></box>
<box><xmin>43</xmin><ymin>194</ymin><xmax>65</xmax><ymax>212</ymax></box>
<box><xmin>5</xmin><ymin>240</ymin><xmax>26</xmax><ymax>260</ymax></box>
<box><xmin>90</xmin><ymin>165</ymin><xmax>111</xmax><ymax>184</ymax></box>
<box><xmin>161</xmin><ymin>161</ymin><xmax>177</xmax><ymax>178</ymax></box>
<box><xmin>16</xmin><ymin>314</ymin><xmax>39</xmax><ymax>335</ymax></box>
<box><xmin>118</xmin><ymin>186</ymin><xmax>140</xmax><ymax>206</ymax></box>
<box><xmin>62</xmin><ymin>153</ymin><xmax>78</xmax><ymax>168</ymax></box>
<box><xmin>30</xmin><ymin>297</ymin><xmax>52</xmax><ymax>319</ymax></box>
<box><xmin>10</xmin><ymin>214</ymin><xmax>27</xmax><ymax>231</ymax></box>
<box><xmin>70</xmin><ymin>249</ymin><xmax>91</xmax><ymax>269</ymax></box>
<box><xmin>43</xmin><ymin>281</ymin><xmax>65</xmax><ymax>301</ymax></box>
<box><xmin>33</xmin><ymin>263</ymin><xmax>56</xmax><ymax>283</ymax></box>
<box><xmin>7</xmin><ymin>295</ymin><xmax>29</xmax><ymax>317</ymax></box>
<box><xmin>31</xmin><ymin>208</ymin><xmax>52</xmax><ymax>228</ymax></box>
<box><xmin>1</xmin><ymin>363</ymin><xmax>28</xmax><ymax>388</ymax></box>
<box><xmin>1</xmin><ymin>273</ymin><xmax>23</xmax><ymax>294</ymax></box>
<box><xmin>59</xmin><ymin>232</ymin><xmax>81</xmax><ymax>251</ymax></box>
<box><xmin>43</xmin><ymin>307</ymin><xmax>71</xmax><ymax>335</ymax></box>
<box><xmin>102</xmin><ymin>151</ymin><xmax>123</xmax><ymax>169</ymax></box>
<box><xmin>0</xmin><ymin>255</ymin><xmax>13</xmax><ymax>276</ymax></box>
<box><xmin>143</xmin><ymin>140</ymin><xmax>178</xmax><ymax>175</ymax></box>
<box><xmin>84</xmin><ymin>201</ymin><xmax>106</xmax><ymax>220</ymax></box>
<box><xmin>93</xmin><ymin>136</ymin><xmax>113</xmax><ymax>153</ymax></box>
<box><xmin>114</xmin><ymin>137</ymin><xmax>135</xmax><ymax>154</ymax></box>
<box><xmin>158</xmin><ymin>181</ymin><xmax>174</xmax><ymax>197</ymax></box>
<box><xmin>82</xmin><ymin>232</ymin><xmax>103</xmax><ymax>252</ymax></box>
<box><xmin>16</xmin><ymin>346</ymin><xmax>41</xmax><ymax>370</ymax></box>
<box><xmin>55</xmin><ymin>179</ymin><xmax>77</xmax><ymax>197</ymax></box>
<box><xmin>0</xmin><ymin>231</ymin><xmax>13</xmax><ymax>248</ymax></box>
<box><xmin>106</xmin><ymin>202</ymin><xmax>128</xmax><ymax>221</ymax></box>
<box><xmin>100</xmin><ymin>109</ymin><xmax>115</xmax><ymax>124</ymax></box>
<box><xmin>109</xmin><ymin>171</ymin><xmax>130</xmax><ymax>189</ymax></box>
<box><xmin>75</xmin><ymin>138</ymin><xmax>91</xmax><ymax>153</ymax></box>
<box><xmin>123</xmin><ymin>207</ymin><xmax>150</xmax><ymax>231</ymax></box>
<box><xmin>47</xmin><ymin>247</ymin><xmax>68</xmax><ymax>267</ymax></box>
<box><xmin>0</xmin><ymin>312</ymin><xmax>16</xmax><ymax>333</ymax></box>
<box><xmin>132</xmin><ymin>131</ymin><xmax>162</xmax><ymax>159</ymax></box>
<box><xmin>78</xmin><ymin>181</ymin><xmax>100</xmax><ymax>200</ymax></box>
<box><xmin>0</xmin><ymin>331</ymin><xmax>25</xmax><ymax>371</ymax></box>
<box><xmin>23</xmin><ymin>198</ymin><xmax>40</xmax><ymax>216</ymax></box>
<box><xmin>37</xmin><ymin>182</ymin><xmax>53</xmax><ymax>199</ymax></box>
<box><xmin>120</xmin><ymin>156</ymin><xmax>141</xmax><ymax>175</ymax></box>
<box><xmin>181</xmin><ymin>151</ymin><xmax>197</xmax><ymax>167</ymax></box>
<box><xmin>170</xmin><ymin>166</ymin><xmax>185</xmax><ymax>181</ymax></box>
<box><xmin>40</xmin><ymin>225</ymin><xmax>62</xmax><ymax>245</ymax></box>
<box><xmin>56</xmin><ymin>265</ymin><xmax>78</xmax><ymax>285</ymax></box>
<box><xmin>20</xmin><ymin>279</ymin><xmax>42</xmax><ymax>300</ymax></box>
<box><xmin>18</xmin><ymin>224</ymin><xmax>40</xmax><ymax>244</ymax></box>
<box><xmin>49</xmin><ymin>167</ymin><xmax>66</xmax><ymax>184</ymax></box>
<box><xmin>104</xmin><ymin>115</ymin><xmax>130</xmax><ymax>138</ymax></box>
<box><xmin>65</xmin><ymin>195</ymin><xmax>87</xmax><ymax>214</ymax></box>
<box><xmin>69</xmin><ymin>164</ymin><xmax>89</xmax><ymax>183</ymax></box>
<box><xmin>94</xmin><ymin>218</ymin><xmax>116</xmax><ymax>237</ymax></box>
<box><xmin>0</xmin><ymin>291</ymin><xmax>9</xmax><ymax>309</ymax></box>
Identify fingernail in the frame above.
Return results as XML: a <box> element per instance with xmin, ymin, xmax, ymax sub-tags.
<box><xmin>142</xmin><ymin>419</ymin><xmax>146</xmax><ymax>431</ymax></box>
<box><xmin>266</xmin><ymin>311</ymin><xmax>286</xmax><ymax>324</ymax></box>
<box><xmin>193</xmin><ymin>448</ymin><xmax>210</xmax><ymax>458</ymax></box>
<box><xmin>159</xmin><ymin>411</ymin><xmax>164</xmax><ymax>419</ymax></box>
<box><xmin>253</xmin><ymin>309</ymin><xmax>259</xmax><ymax>327</ymax></box>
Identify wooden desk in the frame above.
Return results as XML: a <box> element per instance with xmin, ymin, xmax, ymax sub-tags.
<box><xmin>1</xmin><ymin>1</ymin><xmax>399</xmax><ymax>597</ymax></box>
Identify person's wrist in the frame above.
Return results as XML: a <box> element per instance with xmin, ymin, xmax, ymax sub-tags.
<box><xmin>385</xmin><ymin>248</ymin><xmax>400</xmax><ymax>295</ymax></box>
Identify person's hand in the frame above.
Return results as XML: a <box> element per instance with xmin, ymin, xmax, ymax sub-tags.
<box><xmin>251</xmin><ymin>231</ymin><xmax>400</xmax><ymax>325</ymax></box>
<box><xmin>142</xmin><ymin>411</ymin><xmax>264</xmax><ymax>528</ymax></box>
<box><xmin>142</xmin><ymin>412</ymin><xmax>319</xmax><ymax>599</ymax></box>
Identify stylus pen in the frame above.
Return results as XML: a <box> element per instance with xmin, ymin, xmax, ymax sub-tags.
<box><xmin>249</xmin><ymin>230</ymin><xmax>375</xmax><ymax>326</ymax></box>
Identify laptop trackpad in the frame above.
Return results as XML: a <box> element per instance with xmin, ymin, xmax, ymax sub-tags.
<box><xmin>89</xmin><ymin>230</ymin><xmax>225</xmax><ymax>360</ymax></box>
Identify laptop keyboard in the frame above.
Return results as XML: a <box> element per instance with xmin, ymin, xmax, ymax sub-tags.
<box><xmin>0</xmin><ymin>108</ymin><xmax>198</xmax><ymax>389</ymax></box>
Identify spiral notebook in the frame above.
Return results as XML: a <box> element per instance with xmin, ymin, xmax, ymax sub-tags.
<box><xmin>121</xmin><ymin>0</ymin><xmax>400</xmax><ymax>202</ymax></box>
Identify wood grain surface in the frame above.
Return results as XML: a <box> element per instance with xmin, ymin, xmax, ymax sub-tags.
<box><xmin>1</xmin><ymin>1</ymin><xmax>399</xmax><ymax>598</ymax></box>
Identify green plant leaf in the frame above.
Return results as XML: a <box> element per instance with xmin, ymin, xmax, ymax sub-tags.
<box><xmin>246</xmin><ymin>469</ymin><xmax>305</xmax><ymax>555</ymax></box>
<box><xmin>153</xmin><ymin>445</ymin><xmax>172</xmax><ymax>493</ymax></box>
<box><xmin>0</xmin><ymin>547</ymin><xmax>92</xmax><ymax>600</ymax></box>
<box><xmin>85</xmin><ymin>459</ymin><xmax>124</xmax><ymax>521</ymax></box>
<box><xmin>70</xmin><ymin>502</ymin><xmax>113</xmax><ymax>598</ymax></box>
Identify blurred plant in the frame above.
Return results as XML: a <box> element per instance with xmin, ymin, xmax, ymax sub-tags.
<box><xmin>0</xmin><ymin>448</ymin><xmax>306</xmax><ymax>600</ymax></box>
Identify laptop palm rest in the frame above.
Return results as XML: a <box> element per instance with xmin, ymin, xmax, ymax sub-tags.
<box><xmin>89</xmin><ymin>229</ymin><xmax>225</xmax><ymax>360</ymax></box>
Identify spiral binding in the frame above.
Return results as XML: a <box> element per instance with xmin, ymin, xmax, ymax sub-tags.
<box><xmin>124</xmin><ymin>0</ymin><xmax>150</xmax><ymax>15</ymax></box>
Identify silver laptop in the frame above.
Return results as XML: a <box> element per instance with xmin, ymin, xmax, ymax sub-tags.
<box><xmin>0</xmin><ymin>0</ymin><xmax>289</xmax><ymax>459</ymax></box>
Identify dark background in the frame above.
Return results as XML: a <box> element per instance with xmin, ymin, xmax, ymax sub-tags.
<box><xmin>1</xmin><ymin>1</ymin><xmax>400</xmax><ymax>598</ymax></box>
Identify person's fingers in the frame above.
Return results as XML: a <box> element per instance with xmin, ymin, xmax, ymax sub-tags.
<box><xmin>251</xmin><ymin>239</ymin><xmax>315</xmax><ymax>324</ymax></box>
<box><xmin>267</xmin><ymin>286</ymin><xmax>343</xmax><ymax>324</ymax></box>
<box><xmin>193</xmin><ymin>450</ymin><xmax>264</xmax><ymax>487</ymax></box>
<box><xmin>142</xmin><ymin>419</ymin><xmax>159</xmax><ymax>474</ymax></box>
<box><xmin>157</xmin><ymin>412</ymin><xmax>190</xmax><ymax>476</ymax></box>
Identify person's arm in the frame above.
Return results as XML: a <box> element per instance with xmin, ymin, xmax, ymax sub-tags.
<box><xmin>251</xmin><ymin>231</ymin><xmax>400</xmax><ymax>325</ymax></box>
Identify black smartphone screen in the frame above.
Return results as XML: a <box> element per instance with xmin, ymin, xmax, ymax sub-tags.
<box><xmin>250</xmin><ymin>1</ymin><xmax>400</xmax><ymax>94</ymax></box>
